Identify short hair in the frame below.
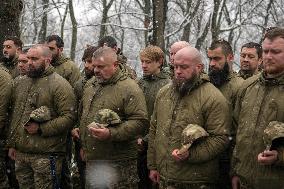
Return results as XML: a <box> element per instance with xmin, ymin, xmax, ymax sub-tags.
<box><xmin>264</xmin><ymin>27</ymin><xmax>284</xmax><ymax>41</ymax></box>
<box><xmin>30</xmin><ymin>44</ymin><xmax>52</xmax><ymax>58</ymax></box>
<box><xmin>209</xmin><ymin>39</ymin><xmax>233</xmax><ymax>57</ymax></box>
<box><xmin>140</xmin><ymin>45</ymin><xmax>164</xmax><ymax>62</ymax></box>
<box><xmin>21</xmin><ymin>47</ymin><xmax>30</xmax><ymax>54</ymax></box>
<box><xmin>98</xmin><ymin>36</ymin><xmax>117</xmax><ymax>48</ymax></box>
<box><xmin>46</xmin><ymin>35</ymin><xmax>64</xmax><ymax>48</ymax></box>
<box><xmin>241</xmin><ymin>42</ymin><xmax>262</xmax><ymax>59</ymax></box>
<box><xmin>4</xmin><ymin>36</ymin><xmax>23</xmax><ymax>49</ymax></box>
<box><xmin>93</xmin><ymin>47</ymin><xmax>117</xmax><ymax>62</ymax></box>
<box><xmin>82</xmin><ymin>46</ymin><xmax>98</xmax><ymax>61</ymax></box>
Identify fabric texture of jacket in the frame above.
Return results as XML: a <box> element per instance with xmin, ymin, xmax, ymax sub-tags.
<box><xmin>233</xmin><ymin>72</ymin><xmax>284</xmax><ymax>188</ymax></box>
<box><xmin>0</xmin><ymin>56</ymin><xmax>19</xmax><ymax>78</ymax></box>
<box><xmin>147</xmin><ymin>73</ymin><xmax>230</xmax><ymax>184</ymax></box>
<box><xmin>8</xmin><ymin>66</ymin><xmax>77</xmax><ymax>154</ymax></box>
<box><xmin>80</xmin><ymin>68</ymin><xmax>148</xmax><ymax>161</ymax></box>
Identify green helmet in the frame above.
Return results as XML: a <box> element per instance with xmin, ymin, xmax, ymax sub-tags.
<box><xmin>87</xmin><ymin>109</ymin><xmax>121</xmax><ymax>129</ymax></box>
<box><xmin>263</xmin><ymin>121</ymin><xmax>284</xmax><ymax>150</ymax></box>
<box><xmin>178</xmin><ymin>124</ymin><xmax>209</xmax><ymax>155</ymax></box>
<box><xmin>29</xmin><ymin>106</ymin><xmax>51</xmax><ymax>123</ymax></box>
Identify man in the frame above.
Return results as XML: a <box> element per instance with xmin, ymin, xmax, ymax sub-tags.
<box><xmin>147</xmin><ymin>46</ymin><xmax>230</xmax><ymax>189</ymax></box>
<box><xmin>79</xmin><ymin>47</ymin><xmax>148</xmax><ymax>188</ymax></box>
<box><xmin>72</xmin><ymin>45</ymin><xmax>98</xmax><ymax>189</ymax></box>
<box><xmin>1</xmin><ymin>36</ymin><xmax>23</xmax><ymax>78</ymax></box>
<box><xmin>207</xmin><ymin>39</ymin><xmax>243</xmax><ymax>189</ymax></box>
<box><xmin>238</xmin><ymin>42</ymin><xmax>263</xmax><ymax>80</ymax></box>
<box><xmin>17</xmin><ymin>48</ymin><xmax>29</xmax><ymax>76</ymax></box>
<box><xmin>0</xmin><ymin>64</ymin><xmax>13</xmax><ymax>189</ymax></box>
<box><xmin>232</xmin><ymin>28</ymin><xmax>284</xmax><ymax>189</ymax></box>
<box><xmin>165</xmin><ymin>41</ymin><xmax>191</xmax><ymax>77</ymax></box>
<box><xmin>45</xmin><ymin>34</ymin><xmax>81</xmax><ymax>87</ymax></box>
<box><xmin>137</xmin><ymin>45</ymin><xmax>170</xmax><ymax>189</ymax></box>
<box><xmin>98</xmin><ymin>36</ymin><xmax>136</xmax><ymax>79</ymax></box>
<box><xmin>7</xmin><ymin>45</ymin><xmax>77</xmax><ymax>188</ymax></box>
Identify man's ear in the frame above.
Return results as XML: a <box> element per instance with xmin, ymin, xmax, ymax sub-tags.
<box><xmin>158</xmin><ymin>58</ymin><xmax>164</xmax><ymax>67</ymax></box>
<box><xmin>113</xmin><ymin>60</ymin><xmax>119</xmax><ymax>67</ymax></box>
<box><xmin>227</xmin><ymin>54</ymin><xmax>234</xmax><ymax>63</ymax></box>
<box><xmin>16</xmin><ymin>47</ymin><xmax>22</xmax><ymax>55</ymax></box>
<box><xmin>58</xmin><ymin>47</ymin><xmax>64</xmax><ymax>54</ymax></box>
<box><xmin>196</xmin><ymin>63</ymin><xmax>204</xmax><ymax>72</ymax></box>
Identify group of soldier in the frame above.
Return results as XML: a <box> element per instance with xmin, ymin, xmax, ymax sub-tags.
<box><xmin>0</xmin><ymin>27</ymin><xmax>283</xmax><ymax>189</ymax></box>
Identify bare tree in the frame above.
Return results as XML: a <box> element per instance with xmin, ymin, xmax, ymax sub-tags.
<box><xmin>99</xmin><ymin>0</ymin><xmax>116</xmax><ymax>40</ymax></box>
<box><xmin>38</xmin><ymin>0</ymin><xmax>49</xmax><ymax>42</ymax></box>
<box><xmin>69</xmin><ymin>0</ymin><xmax>77</xmax><ymax>60</ymax></box>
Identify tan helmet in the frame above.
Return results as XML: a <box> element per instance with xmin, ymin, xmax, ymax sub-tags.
<box><xmin>178</xmin><ymin>124</ymin><xmax>209</xmax><ymax>155</ymax></box>
<box><xmin>29</xmin><ymin>106</ymin><xmax>51</xmax><ymax>123</ymax></box>
<box><xmin>263</xmin><ymin>121</ymin><xmax>284</xmax><ymax>150</ymax></box>
<box><xmin>87</xmin><ymin>109</ymin><xmax>121</xmax><ymax>129</ymax></box>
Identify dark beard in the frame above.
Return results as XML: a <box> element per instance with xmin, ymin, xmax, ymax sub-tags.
<box><xmin>27</xmin><ymin>64</ymin><xmax>46</xmax><ymax>78</ymax></box>
<box><xmin>84</xmin><ymin>69</ymin><xmax>93</xmax><ymax>79</ymax></box>
<box><xmin>173</xmin><ymin>72</ymin><xmax>197</xmax><ymax>97</ymax></box>
<box><xmin>209</xmin><ymin>62</ymin><xmax>230</xmax><ymax>87</ymax></box>
<box><xmin>51</xmin><ymin>54</ymin><xmax>59</xmax><ymax>66</ymax></box>
<box><xmin>1</xmin><ymin>56</ymin><xmax>14</xmax><ymax>64</ymax></box>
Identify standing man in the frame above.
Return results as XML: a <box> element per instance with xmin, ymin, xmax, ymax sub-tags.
<box><xmin>1</xmin><ymin>36</ymin><xmax>23</xmax><ymax>78</ymax></box>
<box><xmin>147</xmin><ymin>46</ymin><xmax>230</xmax><ymax>189</ymax></box>
<box><xmin>7</xmin><ymin>45</ymin><xmax>77</xmax><ymax>188</ymax></box>
<box><xmin>232</xmin><ymin>28</ymin><xmax>284</xmax><ymax>189</ymax></box>
<box><xmin>137</xmin><ymin>45</ymin><xmax>170</xmax><ymax>189</ymax></box>
<box><xmin>80</xmin><ymin>47</ymin><xmax>148</xmax><ymax>188</ymax></box>
<box><xmin>45</xmin><ymin>34</ymin><xmax>81</xmax><ymax>87</ymax></box>
<box><xmin>238</xmin><ymin>42</ymin><xmax>263</xmax><ymax>80</ymax></box>
<box><xmin>207</xmin><ymin>39</ymin><xmax>243</xmax><ymax>189</ymax></box>
<box><xmin>0</xmin><ymin>64</ymin><xmax>13</xmax><ymax>189</ymax></box>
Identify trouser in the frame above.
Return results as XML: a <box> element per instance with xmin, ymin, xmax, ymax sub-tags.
<box><xmin>15</xmin><ymin>151</ymin><xmax>63</xmax><ymax>189</ymax></box>
<box><xmin>72</xmin><ymin>139</ymin><xmax>86</xmax><ymax>189</ymax></box>
<box><xmin>159</xmin><ymin>179</ymin><xmax>217</xmax><ymax>189</ymax></box>
<box><xmin>137</xmin><ymin>150</ymin><xmax>156</xmax><ymax>189</ymax></box>
<box><xmin>61</xmin><ymin>131</ymin><xmax>73</xmax><ymax>189</ymax></box>
<box><xmin>85</xmin><ymin>159</ymin><xmax>139</xmax><ymax>189</ymax></box>
<box><xmin>0</xmin><ymin>155</ymin><xmax>9</xmax><ymax>189</ymax></box>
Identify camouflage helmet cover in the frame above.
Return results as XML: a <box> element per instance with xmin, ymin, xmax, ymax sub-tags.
<box><xmin>263</xmin><ymin>121</ymin><xmax>284</xmax><ymax>150</ymax></box>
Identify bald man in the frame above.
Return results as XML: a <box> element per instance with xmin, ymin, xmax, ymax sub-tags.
<box><xmin>147</xmin><ymin>47</ymin><xmax>230</xmax><ymax>189</ymax></box>
<box><xmin>79</xmin><ymin>47</ymin><xmax>148</xmax><ymax>188</ymax></box>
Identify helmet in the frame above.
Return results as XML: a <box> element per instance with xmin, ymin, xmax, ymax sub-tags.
<box><xmin>87</xmin><ymin>109</ymin><xmax>121</xmax><ymax>129</ymax></box>
<box><xmin>30</xmin><ymin>106</ymin><xmax>51</xmax><ymax>123</ymax></box>
<box><xmin>263</xmin><ymin>121</ymin><xmax>284</xmax><ymax>150</ymax></box>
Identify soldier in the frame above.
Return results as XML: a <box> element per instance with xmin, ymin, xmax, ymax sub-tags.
<box><xmin>7</xmin><ymin>44</ymin><xmax>76</xmax><ymax>188</ymax></box>
<box><xmin>45</xmin><ymin>34</ymin><xmax>81</xmax><ymax>87</ymax></box>
<box><xmin>79</xmin><ymin>47</ymin><xmax>148</xmax><ymax>188</ymax></box>
<box><xmin>232</xmin><ymin>28</ymin><xmax>284</xmax><ymax>189</ymax></box>
<box><xmin>72</xmin><ymin>45</ymin><xmax>98</xmax><ymax>189</ymax></box>
<box><xmin>147</xmin><ymin>46</ymin><xmax>230</xmax><ymax>189</ymax></box>
<box><xmin>17</xmin><ymin>48</ymin><xmax>30</xmax><ymax>76</ymax></box>
<box><xmin>98</xmin><ymin>36</ymin><xmax>136</xmax><ymax>79</ymax></box>
<box><xmin>45</xmin><ymin>34</ymin><xmax>81</xmax><ymax>188</ymax></box>
<box><xmin>207</xmin><ymin>39</ymin><xmax>243</xmax><ymax>189</ymax></box>
<box><xmin>137</xmin><ymin>45</ymin><xmax>170</xmax><ymax>189</ymax></box>
<box><xmin>1</xmin><ymin>36</ymin><xmax>23</xmax><ymax>78</ymax></box>
<box><xmin>238</xmin><ymin>42</ymin><xmax>263</xmax><ymax>80</ymax></box>
<box><xmin>0</xmin><ymin>64</ymin><xmax>13</xmax><ymax>189</ymax></box>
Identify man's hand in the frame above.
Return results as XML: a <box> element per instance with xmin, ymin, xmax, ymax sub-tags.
<box><xmin>171</xmin><ymin>149</ymin><xmax>189</xmax><ymax>162</ymax></box>
<box><xmin>71</xmin><ymin>128</ymin><xmax>80</xmax><ymax>140</ymax></box>
<box><xmin>88</xmin><ymin>127</ymin><xmax>110</xmax><ymax>140</ymax></box>
<box><xmin>258</xmin><ymin>150</ymin><xmax>278</xmax><ymax>165</ymax></box>
<box><xmin>24</xmin><ymin>121</ymin><xmax>39</xmax><ymax>135</ymax></box>
<box><xmin>149</xmin><ymin>170</ymin><xmax>160</xmax><ymax>183</ymax></box>
<box><xmin>8</xmin><ymin>148</ymin><xmax>16</xmax><ymax>160</ymax></box>
<box><xmin>232</xmin><ymin>175</ymin><xmax>240</xmax><ymax>189</ymax></box>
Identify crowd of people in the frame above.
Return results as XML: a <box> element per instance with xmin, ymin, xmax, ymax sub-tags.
<box><xmin>0</xmin><ymin>27</ymin><xmax>283</xmax><ymax>189</ymax></box>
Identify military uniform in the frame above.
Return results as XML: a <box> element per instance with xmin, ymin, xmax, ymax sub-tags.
<box><xmin>147</xmin><ymin>74</ymin><xmax>230</xmax><ymax>188</ymax></box>
<box><xmin>0</xmin><ymin>56</ymin><xmax>20</xmax><ymax>78</ymax></box>
<box><xmin>233</xmin><ymin>73</ymin><xmax>284</xmax><ymax>189</ymax></box>
<box><xmin>137</xmin><ymin>71</ymin><xmax>170</xmax><ymax>189</ymax></box>
<box><xmin>79</xmin><ymin>68</ymin><xmax>148</xmax><ymax>188</ymax></box>
<box><xmin>238</xmin><ymin>69</ymin><xmax>259</xmax><ymax>80</ymax></box>
<box><xmin>0</xmin><ymin>65</ymin><xmax>13</xmax><ymax>189</ymax></box>
<box><xmin>7</xmin><ymin>66</ymin><xmax>77</xmax><ymax>189</ymax></box>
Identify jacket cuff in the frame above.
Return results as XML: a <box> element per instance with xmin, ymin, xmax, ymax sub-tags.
<box><xmin>275</xmin><ymin>148</ymin><xmax>284</xmax><ymax>166</ymax></box>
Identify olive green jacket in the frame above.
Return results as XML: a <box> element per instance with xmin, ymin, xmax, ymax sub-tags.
<box><xmin>238</xmin><ymin>69</ymin><xmax>259</xmax><ymax>80</ymax></box>
<box><xmin>233</xmin><ymin>72</ymin><xmax>284</xmax><ymax>188</ymax></box>
<box><xmin>80</xmin><ymin>68</ymin><xmax>148</xmax><ymax>161</ymax></box>
<box><xmin>8</xmin><ymin>66</ymin><xmax>77</xmax><ymax>154</ymax></box>
<box><xmin>52</xmin><ymin>55</ymin><xmax>81</xmax><ymax>87</ymax></box>
<box><xmin>0</xmin><ymin>65</ymin><xmax>13</xmax><ymax>151</ymax></box>
<box><xmin>0</xmin><ymin>56</ymin><xmax>19</xmax><ymax>78</ymax></box>
<box><xmin>147</xmin><ymin>74</ymin><xmax>230</xmax><ymax>183</ymax></box>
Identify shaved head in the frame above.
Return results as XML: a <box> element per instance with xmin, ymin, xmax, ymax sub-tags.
<box><xmin>174</xmin><ymin>46</ymin><xmax>203</xmax><ymax>66</ymax></box>
<box><xmin>169</xmin><ymin>41</ymin><xmax>191</xmax><ymax>64</ymax></box>
<box><xmin>93</xmin><ymin>46</ymin><xmax>117</xmax><ymax>65</ymax></box>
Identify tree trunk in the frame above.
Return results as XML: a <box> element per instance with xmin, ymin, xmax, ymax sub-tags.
<box><xmin>99</xmin><ymin>0</ymin><xmax>115</xmax><ymax>40</ymax></box>
<box><xmin>0</xmin><ymin>0</ymin><xmax>22</xmax><ymax>57</ymax></box>
<box><xmin>69</xmin><ymin>0</ymin><xmax>77</xmax><ymax>61</ymax></box>
<box><xmin>38</xmin><ymin>0</ymin><xmax>49</xmax><ymax>43</ymax></box>
<box><xmin>60</xmin><ymin>3</ymin><xmax>69</xmax><ymax>39</ymax></box>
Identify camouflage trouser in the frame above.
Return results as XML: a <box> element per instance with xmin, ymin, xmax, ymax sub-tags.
<box><xmin>15</xmin><ymin>152</ymin><xmax>63</xmax><ymax>189</ymax></box>
<box><xmin>159</xmin><ymin>179</ymin><xmax>217</xmax><ymax>189</ymax></box>
<box><xmin>85</xmin><ymin>159</ymin><xmax>139</xmax><ymax>189</ymax></box>
<box><xmin>0</xmin><ymin>155</ymin><xmax>9</xmax><ymax>189</ymax></box>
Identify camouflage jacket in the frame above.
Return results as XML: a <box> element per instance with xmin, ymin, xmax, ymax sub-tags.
<box><xmin>238</xmin><ymin>69</ymin><xmax>259</xmax><ymax>80</ymax></box>
<box><xmin>80</xmin><ymin>68</ymin><xmax>148</xmax><ymax>161</ymax></box>
<box><xmin>233</xmin><ymin>72</ymin><xmax>284</xmax><ymax>188</ymax></box>
<box><xmin>52</xmin><ymin>55</ymin><xmax>81</xmax><ymax>87</ymax></box>
<box><xmin>8</xmin><ymin>66</ymin><xmax>77</xmax><ymax>154</ymax></box>
<box><xmin>147</xmin><ymin>73</ymin><xmax>230</xmax><ymax>183</ymax></box>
